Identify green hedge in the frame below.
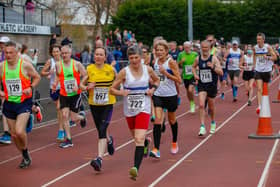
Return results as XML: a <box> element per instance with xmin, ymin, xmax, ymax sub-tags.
<box><xmin>112</xmin><ymin>0</ymin><xmax>280</xmax><ymax>45</ymax></box>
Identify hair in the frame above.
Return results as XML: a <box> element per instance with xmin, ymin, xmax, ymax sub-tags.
<box><xmin>127</xmin><ymin>45</ymin><xmax>142</xmax><ymax>57</ymax></box>
<box><xmin>61</xmin><ymin>44</ymin><xmax>72</xmax><ymax>52</ymax></box>
<box><xmin>153</xmin><ymin>36</ymin><xmax>164</xmax><ymax>48</ymax></box>
<box><xmin>49</xmin><ymin>44</ymin><xmax>61</xmax><ymax>56</ymax></box>
<box><xmin>201</xmin><ymin>40</ymin><xmax>211</xmax><ymax>48</ymax></box>
<box><xmin>257</xmin><ymin>32</ymin><xmax>265</xmax><ymax>40</ymax></box>
<box><xmin>206</xmin><ymin>34</ymin><xmax>215</xmax><ymax>40</ymax></box>
<box><xmin>94</xmin><ymin>47</ymin><xmax>107</xmax><ymax>56</ymax></box>
<box><xmin>154</xmin><ymin>39</ymin><xmax>169</xmax><ymax>52</ymax></box>
<box><xmin>170</xmin><ymin>41</ymin><xmax>177</xmax><ymax>45</ymax></box>
<box><xmin>141</xmin><ymin>45</ymin><xmax>149</xmax><ymax>52</ymax></box>
<box><xmin>21</xmin><ymin>44</ymin><xmax>28</xmax><ymax>54</ymax></box>
<box><xmin>5</xmin><ymin>41</ymin><xmax>17</xmax><ymax>48</ymax></box>
<box><xmin>83</xmin><ymin>44</ymin><xmax>91</xmax><ymax>53</ymax></box>
<box><xmin>183</xmin><ymin>41</ymin><xmax>192</xmax><ymax>46</ymax></box>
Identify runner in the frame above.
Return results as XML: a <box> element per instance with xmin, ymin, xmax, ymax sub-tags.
<box><xmin>216</xmin><ymin>42</ymin><xmax>227</xmax><ymax>100</ymax></box>
<box><xmin>240</xmin><ymin>45</ymin><xmax>255</xmax><ymax>106</ymax></box>
<box><xmin>253</xmin><ymin>33</ymin><xmax>276</xmax><ymax>114</ymax></box>
<box><xmin>41</xmin><ymin>44</ymin><xmax>64</xmax><ymax>141</ymax></box>
<box><xmin>52</xmin><ymin>44</ymin><xmax>87</xmax><ymax>148</ymax></box>
<box><xmin>110</xmin><ymin>45</ymin><xmax>159</xmax><ymax>179</ymax></box>
<box><xmin>149</xmin><ymin>39</ymin><xmax>182</xmax><ymax>157</ymax></box>
<box><xmin>80</xmin><ymin>47</ymin><xmax>116</xmax><ymax>172</ymax></box>
<box><xmin>177</xmin><ymin>41</ymin><xmax>198</xmax><ymax>113</ymax></box>
<box><xmin>192</xmin><ymin>40</ymin><xmax>223</xmax><ymax>136</ymax></box>
<box><xmin>224</xmin><ymin>40</ymin><xmax>244</xmax><ymax>102</ymax></box>
<box><xmin>0</xmin><ymin>41</ymin><xmax>40</xmax><ymax>168</ymax></box>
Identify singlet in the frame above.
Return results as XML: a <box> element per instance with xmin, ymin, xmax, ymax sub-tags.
<box><xmin>243</xmin><ymin>55</ymin><xmax>254</xmax><ymax>71</ymax></box>
<box><xmin>123</xmin><ymin>64</ymin><xmax>151</xmax><ymax>117</ymax></box>
<box><xmin>2</xmin><ymin>58</ymin><xmax>32</xmax><ymax>103</ymax></box>
<box><xmin>228</xmin><ymin>48</ymin><xmax>241</xmax><ymax>71</ymax></box>
<box><xmin>177</xmin><ymin>51</ymin><xmax>198</xmax><ymax>80</ymax></box>
<box><xmin>58</xmin><ymin>59</ymin><xmax>81</xmax><ymax>97</ymax></box>
<box><xmin>254</xmin><ymin>44</ymin><xmax>273</xmax><ymax>72</ymax></box>
<box><xmin>153</xmin><ymin>58</ymin><xmax>177</xmax><ymax>97</ymax></box>
<box><xmin>198</xmin><ymin>55</ymin><xmax>218</xmax><ymax>86</ymax></box>
<box><xmin>87</xmin><ymin>63</ymin><xmax>116</xmax><ymax>105</ymax></box>
<box><xmin>49</xmin><ymin>58</ymin><xmax>60</xmax><ymax>89</ymax></box>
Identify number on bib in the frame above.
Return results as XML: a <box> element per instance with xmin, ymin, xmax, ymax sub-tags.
<box><xmin>127</xmin><ymin>95</ymin><xmax>145</xmax><ymax>113</ymax></box>
<box><xmin>185</xmin><ymin>65</ymin><xmax>193</xmax><ymax>75</ymax></box>
<box><xmin>6</xmin><ymin>79</ymin><xmax>22</xmax><ymax>96</ymax></box>
<box><xmin>64</xmin><ymin>79</ymin><xmax>77</xmax><ymax>94</ymax></box>
<box><xmin>257</xmin><ymin>56</ymin><xmax>266</xmax><ymax>65</ymax></box>
<box><xmin>93</xmin><ymin>87</ymin><xmax>109</xmax><ymax>104</ymax></box>
<box><xmin>200</xmin><ymin>69</ymin><xmax>212</xmax><ymax>83</ymax></box>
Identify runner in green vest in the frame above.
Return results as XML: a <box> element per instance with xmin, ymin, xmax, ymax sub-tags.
<box><xmin>177</xmin><ymin>41</ymin><xmax>198</xmax><ymax>113</ymax></box>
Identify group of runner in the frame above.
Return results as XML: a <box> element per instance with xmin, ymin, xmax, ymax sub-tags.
<box><xmin>0</xmin><ymin>32</ymin><xmax>278</xmax><ymax>180</ymax></box>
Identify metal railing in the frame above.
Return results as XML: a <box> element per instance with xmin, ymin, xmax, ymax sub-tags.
<box><xmin>0</xmin><ymin>3</ymin><xmax>56</xmax><ymax>26</ymax></box>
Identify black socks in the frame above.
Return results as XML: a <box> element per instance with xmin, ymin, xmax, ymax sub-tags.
<box><xmin>134</xmin><ymin>146</ymin><xmax>144</xmax><ymax>170</ymax></box>
<box><xmin>153</xmin><ymin>125</ymin><xmax>161</xmax><ymax>149</ymax></box>
<box><xmin>170</xmin><ymin>121</ymin><xmax>178</xmax><ymax>143</ymax></box>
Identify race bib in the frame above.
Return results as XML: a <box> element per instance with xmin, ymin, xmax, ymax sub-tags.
<box><xmin>127</xmin><ymin>94</ymin><xmax>145</xmax><ymax>113</ymax></box>
<box><xmin>156</xmin><ymin>71</ymin><xmax>165</xmax><ymax>82</ymax></box>
<box><xmin>93</xmin><ymin>87</ymin><xmax>109</xmax><ymax>104</ymax></box>
<box><xmin>185</xmin><ymin>65</ymin><xmax>193</xmax><ymax>75</ymax></box>
<box><xmin>64</xmin><ymin>79</ymin><xmax>77</xmax><ymax>94</ymax></box>
<box><xmin>257</xmin><ymin>56</ymin><xmax>266</xmax><ymax>65</ymax></box>
<box><xmin>200</xmin><ymin>69</ymin><xmax>212</xmax><ymax>83</ymax></box>
<box><xmin>6</xmin><ymin>79</ymin><xmax>22</xmax><ymax>96</ymax></box>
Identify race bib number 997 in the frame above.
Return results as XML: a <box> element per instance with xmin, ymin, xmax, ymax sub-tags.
<box><xmin>93</xmin><ymin>87</ymin><xmax>109</xmax><ymax>104</ymax></box>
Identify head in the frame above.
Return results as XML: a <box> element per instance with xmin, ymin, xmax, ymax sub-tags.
<box><xmin>21</xmin><ymin>44</ymin><xmax>28</xmax><ymax>54</ymax></box>
<box><xmin>247</xmin><ymin>45</ymin><xmax>253</xmax><ymax>56</ymax></box>
<box><xmin>83</xmin><ymin>44</ymin><xmax>91</xmax><ymax>53</ymax></box>
<box><xmin>153</xmin><ymin>36</ymin><xmax>164</xmax><ymax>49</ymax></box>
<box><xmin>169</xmin><ymin>41</ymin><xmax>177</xmax><ymax>51</ymax></box>
<box><xmin>49</xmin><ymin>44</ymin><xmax>61</xmax><ymax>59</ymax></box>
<box><xmin>232</xmin><ymin>40</ymin><xmax>239</xmax><ymax>49</ymax></box>
<box><xmin>141</xmin><ymin>45</ymin><xmax>149</xmax><ymax>58</ymax></box>
<box><xmin>183</xmin><ymin>41</ymin><xmax>192</xmax><ymax>53</ymax></box>
<box><xmin>226</xmin><ymin>42</ymin><xmax>232</xmax><ymax>50</ymax></box>
<box><xmin>155</xmin><ymin>40</ymin><xmax>169</xmax><ymax>60</ymax></box>
<box><xmin>0</xmin><ymin>36</ymin><xmax>10</xmax><ymax>50</ymax></box>
<box><xmin>257</xmin><ymin>32</ymin><xmax>265</xmax><ymax>46</ymax></box>
<box><xmin>4</xmin><ymin>41</ymin><xmax>19</xmax><ymax>62</ymax></box>
<box><xmin>94</xmin><ymin>47</ymin><xmax>106</xmax><ymax>65</ymax></box>
<box><xmin>206</xmin><ymin>34</ymin><xmax>215</xmax><ymax>48</ymax></box>
<box><xmin>95</xmin><ymin>39</ymin><xmax>104</xmax><ymax>48</ymax></box>
<box><xmin>178</xmin><ymin>45</ymin><xmax>183</xmax><ymax>51</ymax></box>
<box><xmin>200</xmin><ymin>40</ymin><xmax>211</xmax><ymax>56</ymax></box>
<box><xmin>61</xmin><ymin>45</ymin><xmax>72</xmax><ymax>62</ymax></box>
<box><xmin>127</xmin><ymin>45</ymin><xmax>142</xmax><ymax>67</ymax></box>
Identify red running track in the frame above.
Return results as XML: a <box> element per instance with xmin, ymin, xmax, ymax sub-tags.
<box><xmin>1</xmin><ymin>77</ymin><xmax>280</xmax><ymax>187</ymax></box>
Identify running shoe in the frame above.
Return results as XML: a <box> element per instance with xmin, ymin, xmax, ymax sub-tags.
<box><xmin>170</xmin><ymin>142</ymin><xmax>179</xmax><ymax>154</ymax></box>
<box><xmin>220</xmin><ymin>93</ymin><xmax>225</xmax><ymax>100</ymax></box>
<box><xmin>161</xmin><ymin>117</ymin><xmax>166</xmax><ymax>133</ymax></box>
<box><xmin>59</xmin><ymin>139</ymin><xmax>73</xmax><ymax>148</ymax></box>
<box><xmin>0</xmin><ymin>133</ymin><xmax>11</xmax><ymax>144</ymax></box>
<box><xmin>190</xmin><ymin>101</ymin><xmax>195</xmax><ymax>113</ymax></box>
<box><xmin>129</xmin><ymin>167</ymin><xmax>138</xmax><ymax>180</ymax></box>
<box><xmin>233</xmin><ymin>98</ymin><xmax>237</xmax><ymax>102</ymax></box>
<box><xmin>198</xmin><ymin>125</ymin><xmax>206</xmax><ymax>136</ymax></box>
<box><xmin>90</xmin><ymin>157</ymin><xmax>102</xmax><ymax>171</ymax></box>
<box><xmin>79</xmin><ymin>111</ymin><xmax>87</xmax><ymax>128</ymax></box>
<box><xmin>256</xmin><ymin>107</ymin><xmax>260</xmax><ymax>115</ymax></box>
<box><xmin>56</xmin><ymin>130</ymin><xmax>65</xmax><ymax>141</ymax></box>
<box><xmin>35</xmin><ymin>106</ymin><xmax>43</xmax><ymax>122</ymax></box>
<box><xmin>69</xmin><ymin>120</ymin><xmax>76</xmax><ymax>127</ymax></box>
<box><xmin>144</xmin><ymin>137</ymin><xmax>151</xmax><ymax>157</ymax></box>
<box><xmin>19</xmin><ymin>157</ymin><xmax>32</xmax><ymax>169</ymax></box>
<box><xmin>210</xmin><ymin>122</ymin><xmax>216</xmax><ymax>134</ymax></box>
<box><xmin>107</xmin><ymin>136</ymin><xmax>115</xmax><ymax>156</ymax></box>
<box><xmin>26</xmin><ymin>114</ymin><xmax>34</xmax><ymax>133</ymax></box>
<box><xmin>149</xmin><ymin>148</ymin><xmax>160</xmax><ymax>158</ymax></box>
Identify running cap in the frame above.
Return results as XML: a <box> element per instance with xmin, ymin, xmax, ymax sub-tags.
<box><xmin>0</xmin><ymin>36</ymin><xmax>10</xmax><ymax>43</ymax></box>
<box><xmin>232</xmin><ymin>40</ymin><xmax>238</xmax><ymax>45</ymax></box>
<box><xmin>183</xmin><ymin>41</ymin><xmax>192</xmax><ymax>46</ymax></box>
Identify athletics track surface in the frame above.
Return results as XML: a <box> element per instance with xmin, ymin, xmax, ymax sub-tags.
<box><xmin>1</xmin><ymin>76</ymin><xmax>280</xmax><ymax>187</ymax></box>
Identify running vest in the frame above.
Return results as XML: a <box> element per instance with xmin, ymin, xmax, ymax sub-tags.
<box><xmin>244</xmin><ymin>55</ymin><xmax>254</xmax><ymax>71</ymax></box>
<box><xmin>59</xmin><ymin>59</ymin><xmax>81</xmax><ymax>97</ymax></box>
<box><xmin>50</xmin><ymin>58</ymin><xmax>60</xmax><ymax>89</ymax></box>
<box><xmin>153</xmin><ymin>58</ymin><xmax>177</xmax><ymax>97</ymax></box>
<box><xmin>228</xmin><ymin>48</ymin><xmax>241</xmax><ymax>71</ymax></box>
<box><xmin>87</xmin><ymin>63</ymin><xmax>116</xmax><ymax>105</ymax></box>
<box><xmin>198</xmin><ymin>55</ymin><xmax>218</xmax><ymax>86</ymax></box>
<box><xmin>2</xmin><ymin>58</ymin><xmax>32</xmax><ymax>103</ymax></box>
<box><xmin>254</xmin><ymin>44</ymin><xmax>273</xmax><ymax>72</ymax></box>
<box><xmin>211</xmin><ymin>47</ymin><xmax>217</xmax><ymax>55</ymax></box>
<box><xmin>123</xmin><ymin>64</ymin><xmax>151</xmax><ymax>117</ymax></box>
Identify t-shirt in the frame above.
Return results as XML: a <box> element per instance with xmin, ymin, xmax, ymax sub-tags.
<box><xmin>177</xmin><ymin>51</ymin><xmax>198</xmax><ymax>80</ymax></box>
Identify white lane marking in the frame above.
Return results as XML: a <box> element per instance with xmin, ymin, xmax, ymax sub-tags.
<box><xmin>149</xmin><ymin>76</ymin><xmax>280</xmax><ymax>187</ymax></box>
<box><xmin>257</xmin><ymin>134</ymin><xmax>279</xmax><ymax>187</ymax></box>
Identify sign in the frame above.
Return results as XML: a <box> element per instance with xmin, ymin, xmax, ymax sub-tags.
<box><xmin>0</xmin><ymin>23</ymin><xmax>51</xmax><ymax>35</ymax></box>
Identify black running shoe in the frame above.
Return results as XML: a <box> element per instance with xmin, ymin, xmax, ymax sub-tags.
<box><xmin>19</xmin><ymin>157</ymin><xmax>31</xmax><ymax>169</ymax></box>
<box><xmin>90</xmin><ymin>157</ymin><xmax>102</xmax><ymax>171</ymax></box>
<box><xmin>79</xmin><ymin>111</ymin><xmax>86</xmax><ymax>128</ymax></box>
<box><xmin>107</xmin><ymin>136</ymin><xmax>115</xmax><ymax>155</ymax></box>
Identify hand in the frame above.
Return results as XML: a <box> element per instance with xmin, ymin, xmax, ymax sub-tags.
<box><xmin>194</xmin><ymin>74</ymin><xmax>200</xmax><ymax>81</ymax></box>
<box><xmin>51</xmin><ymin>83</ymin><xmax>57</xmax><ymax>93</ymax></box>
<box><xmin>111</xmin><ymin>61</ymin><xmax>116</xmax><ymax>67</ymax></box>
<box><xmin>72</xmin><ymin>85</ymin><xmax>78</xmax><ymax>92</ymax></box>
<box><xmin>23</xmin><ymin>87</ymin><xmax>32</xmax><ymax>96</ymax></box>
<box><xmin>122</xmin><ymin>89</ymin><xmax>130</xmax><ymax>96</ymax></box>
<box><xmin>207</xmin><ymin>61</ymin><xmax>214</xmax><ymax>69</ymax></box>
<box><xmin>87</xmin><ymin>82</ymin><xmax>95</xmax><ymax>90</ymax></box>
<box><xmin>146</xmin><ymin>88</ymin><xmax>154</xmax><ymax>96</ymax></box>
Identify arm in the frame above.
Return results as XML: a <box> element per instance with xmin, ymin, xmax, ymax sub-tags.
<box><xmin>208</xmin><ymin>55</ymin><xmax>223</xmax><ymax>76</ymax></box>
<box><xmin>110</xmin><ymin>69</ymin><xmax>129</xmax><ymax>96</ymax></box>
<box><xmin>0</xmin><ymin>63</ymin><xmax>5</xmax><ymax>98</ymax></box>
<box><xmin>40</xmin><ymin>59</ymin><xmax>51</xmax><ymax>77</ymax></box>
<box><xmin>253</xmin><ymin>48</ymin><xmax>256</xmax><ymax>70</ymax></box>
<box><xmin>160</xmin><ymin>59</ymin><xmax>182</xmax><ymax>84</ymax></box>
<box><xmin>192</xmin><ymin>57</ymin><xmax>199</xmax><ymax>80</ymax></box>
<box><xmin>268</xmin><ymin>46</ymin><xmax>277</xmax><ymax>62</ymax></box>
<box><xmin>146</xmin><ymin>66</ymin><xmax>160</xmax><ymax>96</ymax></box>
<box><xmin>239</xmin><ymin>51</ymin><xmax>245</xmax><ymax>69</ymax></box>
